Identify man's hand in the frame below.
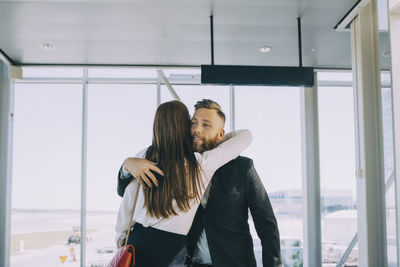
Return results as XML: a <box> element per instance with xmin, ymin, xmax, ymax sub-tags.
<box><xmin>123</xmin><ymin>158</ymin><xmax>163</xmax><ymax>188</ymax></box>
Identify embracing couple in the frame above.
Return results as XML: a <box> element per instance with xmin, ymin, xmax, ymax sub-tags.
<box><xmin>115</xmin><ymin>99</ymin><xmax>281</xmax><ymax>267</ymax></box>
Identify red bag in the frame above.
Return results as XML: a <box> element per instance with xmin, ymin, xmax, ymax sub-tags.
<box><xmin>108</xmin><ymin>244</ymin><xmax>135</xmax><ymax>267</ymax></box>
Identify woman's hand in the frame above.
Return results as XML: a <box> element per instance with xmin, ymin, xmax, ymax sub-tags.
<box><xmin>123</xmin><ymin>158</ymin><xmax>163</xmax><ymax>188</ymax></box>
<box><xmin>116</xmin><ymin>232</ymin><xmax>127</xmax><ymax>248</ymax></box>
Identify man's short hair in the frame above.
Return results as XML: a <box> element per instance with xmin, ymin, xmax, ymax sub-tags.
<box><xmin>194</xmin><ymin>99</ymin><xmax>226</xmax><ymax>124</ymax></box>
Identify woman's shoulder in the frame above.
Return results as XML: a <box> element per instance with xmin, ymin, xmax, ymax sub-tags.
<box><xmin>136</xmin><ymin>147</ymin><xmax>150</xmax><ymax>158</ymax></box>
<box><xmin>194</xmin><ymin>151</ymin><xmax>204</xmax><ymax>164</ymax></box>
<box><xmin>126</xmin><ymin>179</ymin><xmax>140</xmax><ymax>192</ymax></box>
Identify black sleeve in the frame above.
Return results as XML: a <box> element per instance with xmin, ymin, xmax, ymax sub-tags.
<box><xmin>246</xmin><ymin>160</ymin><xmax>282</xmax><ymax>267</ymax></box>
<box><xmin>117</xmin><ymin>165</ymin><xmax>133</xmax><ymax>197</ymax></box>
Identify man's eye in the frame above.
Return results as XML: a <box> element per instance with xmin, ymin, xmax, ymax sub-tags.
<box><xmin>191</xmin><ymin>121</ymin><xmax>196</xmax><ymax>125</ymax></box>
<box><xmin>203</xmin><ymin>124</ymin><xmax>210</xmax><ymax>127</ymax></box>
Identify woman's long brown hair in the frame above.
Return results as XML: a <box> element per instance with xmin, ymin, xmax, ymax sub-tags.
<box><xmin>143</xmin><ymin>101</ymin><xmax>202</xmax><ymax>219</ymax></box>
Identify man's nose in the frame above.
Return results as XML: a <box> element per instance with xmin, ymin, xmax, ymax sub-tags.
<box><xmin>192</xmin><ymin>125</ymin><xmax>201</xmax><ymax>134</ymax></box>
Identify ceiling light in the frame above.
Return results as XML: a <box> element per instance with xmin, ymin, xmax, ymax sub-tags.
<box><xmin>40</xmin><ymin>43</ymin><xmax>55</xmax><ymax>50</ymax></box>
<box><xmin>259</xmin><ymin>46</ymin><xmax>272</xmax><ymax>54</ymax></box>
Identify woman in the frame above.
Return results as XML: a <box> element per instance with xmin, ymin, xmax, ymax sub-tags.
<box><xmin>115</xmin><ymin>100</ymin><xmax>252</xmax><ymax>266</ymax></box>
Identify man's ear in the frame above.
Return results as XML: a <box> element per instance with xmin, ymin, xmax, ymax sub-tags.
<box><xmin>217</xmin><ymin>128</ymin><xmax>225</xmax><ymax>142</ymax></box>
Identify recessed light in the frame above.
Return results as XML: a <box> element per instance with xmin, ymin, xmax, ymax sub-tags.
<box><xmin>259</xmin><ymin>46</ymin><xmax>272</xmax><ymax>54</ymax></box>
<box><xmin>40</xmin><ymin>43</ymin><xmax>55</xmax><ymax>50</ymax></box>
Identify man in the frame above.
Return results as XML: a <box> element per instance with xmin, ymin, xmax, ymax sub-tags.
<box><xmin>118</xmin><ymin>99</ymin><xmax>281</xmax><ymax>267</ymax></box>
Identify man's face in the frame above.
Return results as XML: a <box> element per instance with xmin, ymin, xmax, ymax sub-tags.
<box><xmin>191</xmin><ymin>108</ymin><xmax>225</xmax><ymax>153</ymax></box>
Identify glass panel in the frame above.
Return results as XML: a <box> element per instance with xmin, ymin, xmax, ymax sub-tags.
<box><xmin>382</xmin><ymin>87</ymin><xmax>395</xmax><ymax>184</ymax></box>
<box><xmin>377</xmin><ymin>0</ymin><xmax>391</xmax><ymax>70</ymax></box>
<box><xmin>85</xmin><ymin>84</ymin><xmax>156</xmax><ymax>266</ymax></box>
<box><xmin>22</xmin><ymin>67</ymin><xmax>83</xmax><ymax>78</ymax></box>
<box><xmin>88</xmin><ymin>68</ymin><xmax>158</xmax><ymax>78</ymax></box>
<box><xmin>11</xmin><ymin>84</ymin><xmax>82</xmax><ymax>267</ymax></box>
<box><xmin>235</xmin><ymin>86</ymin><xmax>303</xmax><ymax>266</ymax></box>
<box><xmin>317</xmin><ymin>72</ymin><xmax>353</xmax><ymax>82</ymax></box>
<box><xmin>387</xmin><ymin>185</ymin><xmax>397</xmax><ymax>267</ymax></box>
<box><xmin>381</xmin><ymin>71</ymin><xmax>392</xmax><ymax>86</ymax></box>
<box><xmin>378</xmin><ymin>0</ymin><xmax>397</xmax><ymax>260</ymax></box>
<box><xmin>88</xmin><ymin>67</ymin><xmax>200</xmax><ymax>80</ymax></box>
<box><xmin>318</xmin><ymin>86</ymin><xmax>358</xmax><ymax>266</ymax></box>
<box><xmin>378</xmin><ymin>0</ymin><xmax>390</xmax><ymax>31</ymax></box>
<box><xmin>161</xmin><ymin>85</ymin><xmax>231</xmax><ymax>131</ymax></box>
<box><xmin>163</xmin><ymin>68</ymin><xmax>201</xmax><ymax>79</ymax></box>
<box><xmin>382</xmin><ymin>86</ymin><xmax>397</xmax><ymax>266</ymax></box>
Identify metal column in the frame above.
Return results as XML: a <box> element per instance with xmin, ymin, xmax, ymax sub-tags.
<box><xmin>157</xmin><ymin>70</ymin><xmax>161</xmax><ymax>106</ymax></box>
<box><xmin>300</xmin><ymin>72</ymin><xmax>322</xmax><ymax>267</ymax></box>
<box><xmin>80</xmin><ymin>69</ymin><xmax>89</xmax><ymax>266</ymax></box>
<box><xmin>229</xmin><ymin>84</ymin><xmax>235</xmax><ymax>131</ymax></box>
<box><xmin>157</xmin><ymin>70</ymin><xmax>181</xmax><ymax>101</ymax></box>
<box><xmin>0</xmin><ymin>59</ymin><xmax>14</xmax><ymax>267</ymax></box>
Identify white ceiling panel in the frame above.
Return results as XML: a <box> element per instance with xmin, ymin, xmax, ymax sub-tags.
<box><xmin>0</xmin><ymin>0</ymin><xmax>375</xmax><ymax>68</ymax></box>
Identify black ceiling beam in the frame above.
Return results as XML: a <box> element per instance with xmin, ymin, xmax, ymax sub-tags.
<box><xmin>201</xmin><ymin>65</ymin><xmax>315</xmax><ymax>87</ymax></box>
<box><xmin>297</xmin><ymin>17</ymin><xmax>303</xmax><ymax>68</ymax></box>
<box><xmin>210</xmin><ymin>15</ymin><xmax>215</xmax><ymax>65</ymax></box>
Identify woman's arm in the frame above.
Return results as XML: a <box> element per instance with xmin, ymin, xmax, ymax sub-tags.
<box><xmin>123</xmin><ymin>158</ymin><xmax>163</xmax><ymax>188</ymax></box>
<box><xmin>115</xmin><ymin>179</ymin><xmax>140</xmax><ymax>247</ymax></box>
<box><xmin>200</xmin><ymin>129</ymin><xmax>253</xmax><ymax>176</ymax></box>
<box><xmin>117</xmin><ymin>147</ymin><xmax>163</xmax><ymax>196</ymax></box>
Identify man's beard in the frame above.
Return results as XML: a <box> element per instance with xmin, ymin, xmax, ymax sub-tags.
<box><xmin>192</xmin><ymin>135</ymin><xmax>219</xmax><ymax>153</ymax></box>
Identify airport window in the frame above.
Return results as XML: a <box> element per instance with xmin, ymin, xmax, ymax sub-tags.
<box><xmin>377</xmin><ymin>0</ymin><xmax>396</xmax><ymax>262</ymax></box>
<box><xmin>85</xmin><ymin>84</ymin><xmax>156</xmax><ymax>265</ymax></box>
<box><xmin>381</xmin><ymin>86</ymin><xmax>397</xmax><ymax>266</ymax></box>
<box><xmin>11</xmin><ymin>83</ymin><xmax>83</xmax><ymax>266</ymax></box>
<box><xmin>235</xmin><ymin>86</ymin><xmax>303</xmax><ymax>266</ymax></box>
<box><xmin>88</xmin><ymin>68</ymin><xmax>158</xmax><ymax>79</ymax></box>
<box><xmin>11</xmin><ymin>67</ymin><xmax>391</xmax><ymax>267</ymax></box>
<box><xmin>318</xmin><ymin>86</ymin><xmax>358</xmax><ymax>266</ymax></box>
<box><xmin>317</xmin><ymin>71</ymin><xmax>353</xmax><ymax>82</ymax></box>
<box><xmin>22</xmin><ymin>67</ymin><xmax>83</xmax><ymax>78</ymax></box>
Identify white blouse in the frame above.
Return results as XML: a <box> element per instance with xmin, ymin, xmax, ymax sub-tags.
<box><xmin>115</xmin><ymin>130</ymin><xmax>252</xmax><ymax>241</ymax></box>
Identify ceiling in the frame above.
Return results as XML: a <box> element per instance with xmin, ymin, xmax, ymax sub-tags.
<box><xmin>0</xmin><ymin>0</ymin><xmax>386</xmax><ymax>69</ymax></box>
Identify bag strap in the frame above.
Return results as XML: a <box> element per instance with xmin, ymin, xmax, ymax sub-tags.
<box><xmin>124</xmin><ymin>182</ymin><xmax>140</xmax><ymax>247</ymax></box>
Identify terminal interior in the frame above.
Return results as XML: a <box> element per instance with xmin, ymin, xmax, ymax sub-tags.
<box><xmin>1</xmin><ymin>0</ymin><xmax>400</xmax><ymax>266</ymax></box>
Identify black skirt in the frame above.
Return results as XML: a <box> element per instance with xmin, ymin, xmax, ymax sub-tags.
<box><xmin>127</xmin><ymin>223</ymin><xmax>187</xmax><ymax>267</ymax></box>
